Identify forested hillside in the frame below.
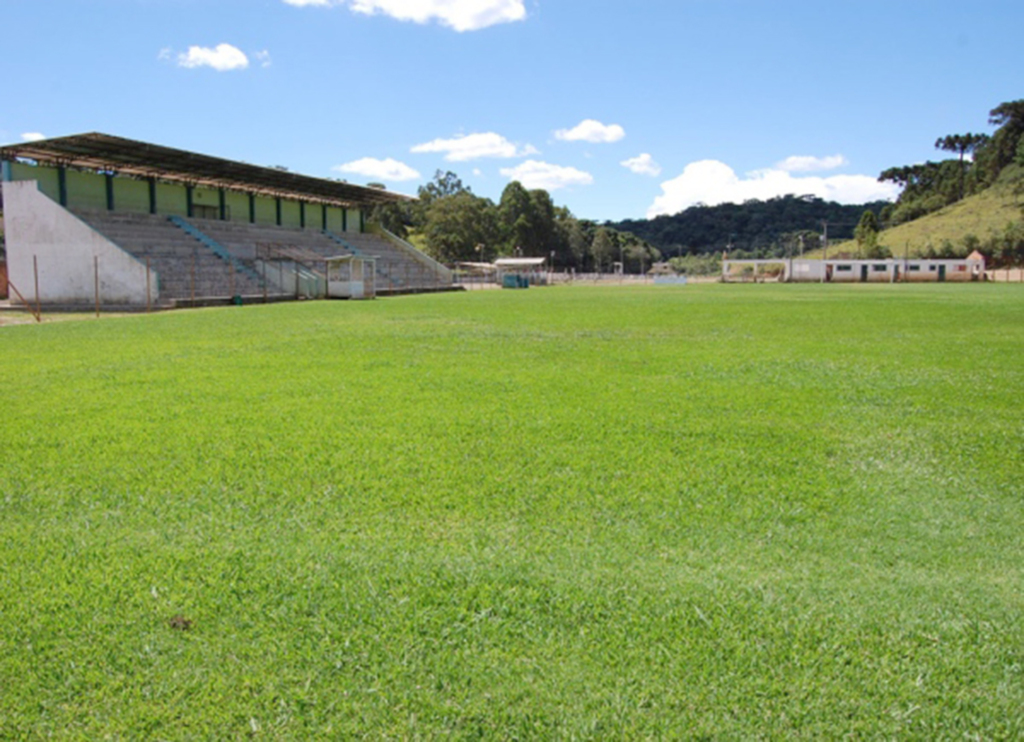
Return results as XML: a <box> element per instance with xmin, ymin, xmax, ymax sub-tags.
<box><xmin>607</xmin><ymin>196</ymin><xmax>888</xmax><ymax>258</ymax></box>
<box><xmin>820</xmin><ymin>165</ymin><xmax>1024</xmax><ymax>261</ymax></box>
<box><xmin>608</xmin><ymin>98</ymin><xmax>1024</xmax><ymax>266</ymax></box>
<box><xmin>824</xmin><ymin>99</ymin><xmax>1024</xmax><ymax>264</ymax></box>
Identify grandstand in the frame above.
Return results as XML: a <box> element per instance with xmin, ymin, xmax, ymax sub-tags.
<box><xmin>0</xmin><ymin>133</ymin><xmax>452</xmax><ymax>308</ymax></box>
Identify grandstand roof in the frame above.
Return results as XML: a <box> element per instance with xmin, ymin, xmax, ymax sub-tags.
<box><xmin>0</xmin><ymin>132</ymin><xmax>412</xmax><ymax>208</ymax></box>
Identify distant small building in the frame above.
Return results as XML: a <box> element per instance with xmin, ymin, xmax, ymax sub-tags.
<box><xmin>494</xmin><ymin>257</ymin><xmax>548</xmax><ymax>286</ymax></box>
<box><xmin>648</xmin><ymin>261</ymin><xmax>677</xmax><ymax>275</ymax></box>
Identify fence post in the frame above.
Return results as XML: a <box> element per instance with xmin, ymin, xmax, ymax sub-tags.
<box><xmin>191</xmin><ymin>248</ymin><xmax>196</xmax><ymax>305</ymax></box>
<box><xmin>94</xmin><ymin>256</ymin><xmax>100</xmax><ymax>317</ymax></box>
<box><xmin>146</xmin><ymin>258</ymin><xmax>152</xmax><ymax>312</ymax></box>
<box><xmin>33</xmin><ymin>255</ymin><xmax>41</xmax><ymax>315</ymax></box>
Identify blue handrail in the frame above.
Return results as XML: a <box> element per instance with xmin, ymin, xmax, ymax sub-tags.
<box><xmin>322</xmin><ymin>230</ymin><xmax>363</xmax><ymax>256</ymax></box>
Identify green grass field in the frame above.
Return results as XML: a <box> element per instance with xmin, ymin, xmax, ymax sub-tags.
<box><xmin>2</xmin><ymin>285</ymin><xmax>1023</xmax><ymax>738</ymax></box>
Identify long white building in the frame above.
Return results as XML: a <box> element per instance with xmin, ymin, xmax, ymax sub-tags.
<box><xmin>722</xmin><ymin>253</ymin><xmax>986</xmax><ymax>283</ymax></box>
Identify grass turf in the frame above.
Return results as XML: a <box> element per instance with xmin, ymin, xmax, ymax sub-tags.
<box><xmin>1</xmin><ymin>284</ymin><xmax>1022</xmax><ymax>738</ymax></box>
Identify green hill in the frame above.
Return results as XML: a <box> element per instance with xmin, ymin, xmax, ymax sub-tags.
<box><xmin>817</xmin><ymin>166</ymin><xmax>1023</xmax><ymax>259</ymax></box>
<box><xmin>607</xmin><ymin>195</ymin><xmax>885</xmax><ymax>256</ymax></box>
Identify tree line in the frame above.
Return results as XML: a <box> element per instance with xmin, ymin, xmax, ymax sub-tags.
<box><xmin>369</xmin><ymin>172</ymin><xmax>660</xmax><ymax>272</ymax></box>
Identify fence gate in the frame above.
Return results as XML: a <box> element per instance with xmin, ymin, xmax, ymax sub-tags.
<box><xmin>364</xmin><ymin>261</ymin><xmax>376</xmax><ymax>298</ymax></box>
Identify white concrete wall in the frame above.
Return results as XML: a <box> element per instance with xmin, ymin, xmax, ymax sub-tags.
<box><xmin>791</xmin><ymin>262</ymin><xmax>826</xmax><ymax>281</ymax></box>
<box><xmin>3</xmin><ymin>180</ymin><xmax>156</xmax><ymax>305</ymax></box>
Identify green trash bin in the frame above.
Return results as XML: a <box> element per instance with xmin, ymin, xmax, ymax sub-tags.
<box><xmin>501</xmin><ymin>273</ymin><xmax>530</xmax><ymax>289</ymax></box>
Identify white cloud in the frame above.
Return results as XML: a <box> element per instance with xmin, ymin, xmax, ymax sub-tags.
<box><xmin>282</xmin><ymin>0</ymin><xmax>526</xmax><ymax>32</ymax></box>
<box><xmin>776</xmin><ymin>154</ymin><xmax>848</xmax><ymax>173</ymax></box>
<box><xmin>621</xmin><ymin>153</ymin><xmax>661</xmax><ymax>177</ymax></box>
<box><xmin>647</xmin><ymin>159</ymin><xmax>900</xmax><ymax>219</ymax></box>
<box><xmin>411</xmin><ymin>132</ymin><xmax>536</xmax><ymax>162</ymax></box>
<box><xmin>555</xmin><ymin>119</ymin><xmax>625</xmax><ymax>144</ymax></box>
<box><xmin>499</xmin><ymin>160</ymin><xmax>593</xmax><ymax>191</ymax></box>
<box><xmin>472</xmin><ymin>168</ymin><xmax>483</xmax><ymax>176</ymax></box>
<box><xmin>21</xmin><ymin>132</ymin><xmax>46</xmax><ymax>142</ymax></box>
<box><xmin>334</xmin><ymin>157</ymin><xmax>421</xmax><ymax>181</ymax></box>
<box><xmin>176</xmin><ymin>44</ymin><xmax>250</xmax><ymax>71</ymax></box>
<box><xmin>254</xmin><ymin>50</ymin><xmax>273</xmax><ymax>68</ymax></box>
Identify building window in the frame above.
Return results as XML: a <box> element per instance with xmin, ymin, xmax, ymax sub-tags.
<box><xmin>836</xmin><ymin>265</ymin><xmax>852</xmax><ymax>272</ymax></box>
<box><xmin>872</xmin><ymin>264</ymin><xmax>887</xmax><ymax>271</ymax></box>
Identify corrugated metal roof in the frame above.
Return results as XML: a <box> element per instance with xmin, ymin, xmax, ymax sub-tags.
<box><xmin>494</xmin><ymin>257</ymin><xmax>547</xmax><ymax>267</ymax></box>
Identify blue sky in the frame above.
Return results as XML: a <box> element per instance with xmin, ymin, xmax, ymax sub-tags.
<box><xmin>2</xmin><ymin>0</ymin><xmax>1021</xmax><ymax>221</ymax></box>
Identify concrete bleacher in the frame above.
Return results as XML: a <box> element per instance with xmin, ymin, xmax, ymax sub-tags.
<box><xmin>74</xmin><ymin>210</ymin><xmax>451</xmax><ymax>303</ymax></box>
<box><xmin>189</xmin><ymin>219</ymin><xmax>350</xmax><ymax>262</ymax></box>
<box><xmin>180</xmin><ymin>219</ymin><xmax>450</xmax><ymax>293</ymax></box>
<box><xmin>73</xmin><ymin>211</ymin><xmax>268</xmax><ymax>304</ymax></box>
<box><xmin>326</xmin><ymin>232</ymin><xmax>451</xmax><ymax>292</ymax></box>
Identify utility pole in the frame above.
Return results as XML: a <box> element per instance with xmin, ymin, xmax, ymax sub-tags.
<box><xmin>786</xmin><ymin>235</ymin><xmax>793</xmax><ymax>283</ymax></box>
<box><xmin>821</xmin><ymin>220</ymin><xmax>828</xmax><ymax>284</ymax></box>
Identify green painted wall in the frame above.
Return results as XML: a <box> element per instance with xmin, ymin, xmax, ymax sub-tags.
<box><xmin>112</xmin><ymin>178</ymin><xmax>150</xmax><ymax>213</ymax></box>
<box><xmin>11</xmin><ymin>162</ymin><xmax>61</xmax><ymax>202</ymax></box>
<box><xmin>66</xmin><ymin>170</ymin><xmax>107</xmax><ymax>210</ymax></box>
<box><xmin>325</xmin><ymin>206</ymin><xmax>344</xmax><ymax>233</ymax></box>
<box><xmin>192</xmin><ymin>187</ymin><xmax>219</xmax><ymax>207</ymax></box>
<box><xmin>306</xmin><ymin>203</ymin><xmax>324</xmax><ymax>230</ymax></box>
<box><xmin>5</xmin><ymin>162</ymin><xmax>373</xmax><ymax>231</ymax></box>
<box><xmin>225</xmin><ymin>191</ymin><xmax>249</xmax><ymax>222</ymax></box>
<box><xmin>254</xmin><ymin>195</ymin><xmax>276</xmax><ymax>225</ymax></box>
<box><xmin>156</xmin><ymin>182</ymin><xmax>188</xmax><ymax>216</ymax></box>
<box><xmin>280</xmin><ymin>200</ymin><xmax>301</xmax><ymax>229</ymax></box>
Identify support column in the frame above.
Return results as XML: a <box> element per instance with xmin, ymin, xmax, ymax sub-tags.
<box><xmin>300</xmin><ymin>201</ymin><xmax>306</xmax><ymax>229</ymax></box>
<box><xmin>1</xmin><ymin>160</ymin><xmax>12</xmax><ymax>182</ymax></box>
<box><xmin>321</xmin><ymin>204</ymin><xmax>328</xmax><ymax>230</ymax></box>
<box><xmin>342</xmin><ymin>209</ymin><xmax>347</xmax><ymax>232</ymax></box>
<box><xmin>249</xmin><ymin>193</ymin><xmax>256</xmax><ymax>223</ymax></box>
<box><xmin>186</xmin><ymin>185</ymin><xmax>194</xmax><ymax>218</ymax></box>
<box><xmin>275</xmin><ymin>198</ymin><xmax>282</xmax><ymax>226</ymax></box>
<box><xmin>219</xmin><ymin>188</ymin><xmax>226</xmax><ymax>220</ymax></box>
<box><xmin>58</xmin><ymin>166</ymin><xmax>68</xmax><ymax>206</ymax></box>
<box><xmin>105</xmin><ymin>173</ymin><xmax>115</xmax><ymax>211</ymax></box>
<box><xmin>148</xmin><ymin>178</ymin><xmax>157</xmax><ymax>214</ymax></box>
<box><xmin>359</xmin><ymin>210</ymin><xmax>364</xmax><ymax>233</ymax></box>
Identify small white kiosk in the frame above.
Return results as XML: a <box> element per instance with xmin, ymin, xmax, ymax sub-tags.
<box><xmin>326</xmin><ymin>255</ymin><xmax>376</xmax><ymax>299</ymax></box>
